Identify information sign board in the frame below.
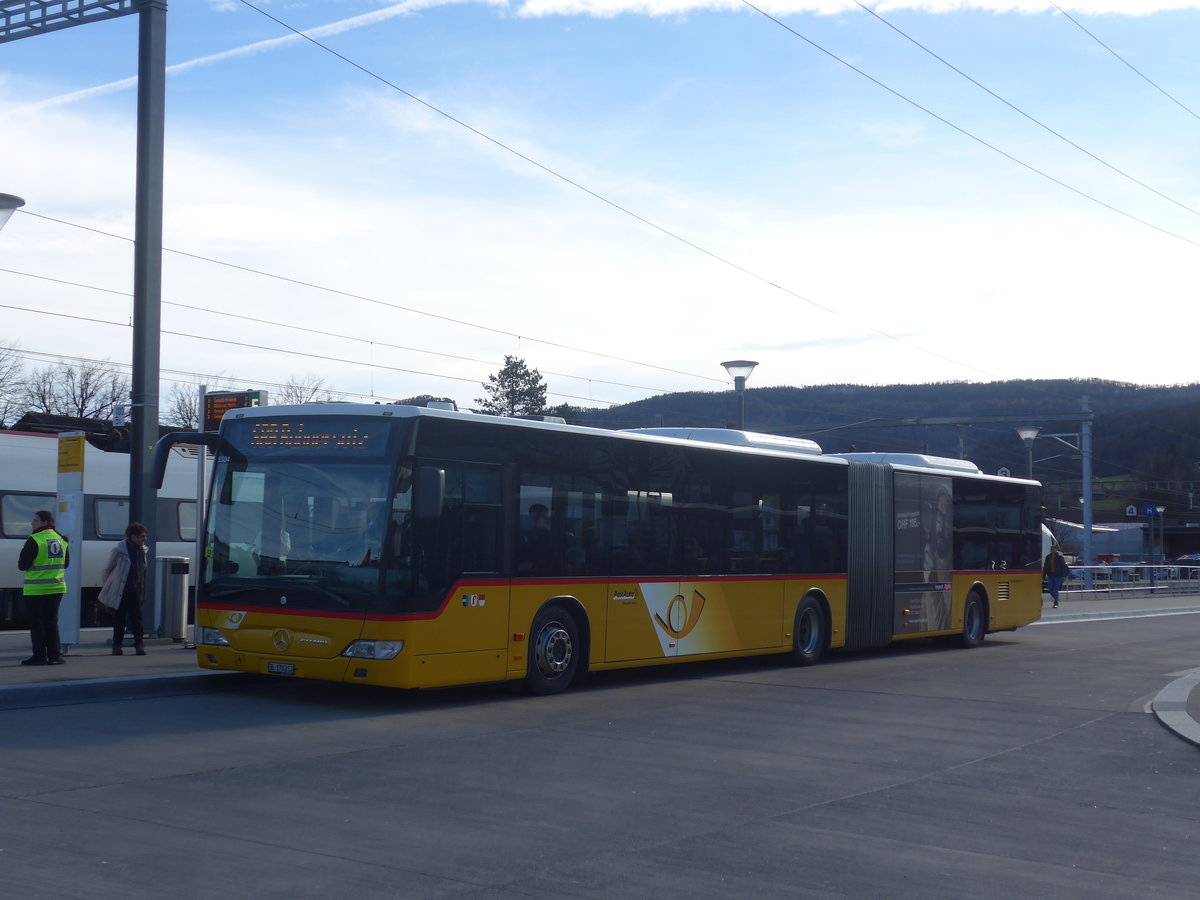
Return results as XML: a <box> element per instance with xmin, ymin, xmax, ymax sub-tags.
<box><xmin>204</xmin><ymin>390</ymin><xmax>267</xmax><ymax>433</ymax></box>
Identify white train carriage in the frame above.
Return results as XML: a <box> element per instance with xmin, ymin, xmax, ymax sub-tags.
<box><xmin>0</xmin><ymin>430</ymin><xmax>205</xmax><ymax>629</ymax></box>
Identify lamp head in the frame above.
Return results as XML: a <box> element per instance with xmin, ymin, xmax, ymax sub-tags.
<box><xmin>0</xmin><ymin>193</ymin><xmax>25</xmax><ymax>232</ymax></box>
<box><xmin>721</xmin><ymin>360</ymin><xmax>759</xmax><ymax>383</ymax></box>
<box><xmin>1015</xmin><ymin>425</ymin><xmax>1041</xmax><ymax>444</ymax></box>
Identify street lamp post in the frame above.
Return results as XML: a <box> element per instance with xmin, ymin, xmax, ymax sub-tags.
<box><xmin>1016</xmin><ymin>426</ymin><xmax>1041</xmax><ymax>480</ymax></box>
<box><xmin>0</xmin><ymin>193</ymin><xmax>25</xmax><ymax>231</ymax></box>
<box><xmin>1155</xmin><ymin>505</ymin><xmax>1166</xmax><ymax>586</ymax></box>
<box><xmin>721</xmin><ymin>360</ymin><xmax>758</xmax><ymax>431</ymax></box>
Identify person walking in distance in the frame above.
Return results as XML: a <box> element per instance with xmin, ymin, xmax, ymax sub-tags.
<box><xmin>99</xmin><ymin>522</ymin><xmax>149</xmax><ymax>655</ymax></box>
<box><xmin>17</xmin><ymin>510</ymin><xmax>70</xmax><ymax>666</ymax></box>
<box><xmin>1043</xmin><ymin>547</ymin><xmax>1070</xmax><ymax>609</ymax></box>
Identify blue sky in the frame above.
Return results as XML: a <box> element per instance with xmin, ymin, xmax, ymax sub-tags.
<box><xmin>2</xmin><ymin>0</ymin><xmax>1200</xmax><ymax>412</ymax></box>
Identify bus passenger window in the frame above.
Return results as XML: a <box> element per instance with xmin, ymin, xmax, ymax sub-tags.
<box><xmin>518</xmin><ymin>502</ymin><xmax>553</xmax><ymax>575</ymax></box>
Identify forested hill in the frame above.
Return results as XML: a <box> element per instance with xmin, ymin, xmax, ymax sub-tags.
<box><xmin>569</xmin><ymin>379</ymin><xmax>1200</xmax><ymax>484</ymax></box>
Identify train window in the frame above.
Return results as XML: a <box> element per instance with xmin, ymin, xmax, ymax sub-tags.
<box><xmin>2</xmin><ymin>493</ymin><xmax>55</xmax><ymax>538</ymax></box>
<box><xmin>178</xmin><ymin>501</ymin><xmax>198</xmax><ymax>541</ymax></box>
<box><xmin>95</xmin><ymin>498</ymin><xmax>131</xmax><ymax>539</ymax></box>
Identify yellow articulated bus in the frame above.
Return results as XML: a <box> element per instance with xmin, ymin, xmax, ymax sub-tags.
<box><xmin>155</xmin><ymin>405</ymin><xmax>1042</xmax><ymax>695</ymax></box>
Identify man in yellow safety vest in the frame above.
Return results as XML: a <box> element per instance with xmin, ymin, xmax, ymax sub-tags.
<box><xmin>18</xmin><ymin>510</ymin><xmax>70</xmax><ymax>666</ymax></box>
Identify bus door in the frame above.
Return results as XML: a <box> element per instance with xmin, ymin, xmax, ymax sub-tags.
<box><xmin>606</xmin><ymin>489</ymin><xmax>681</xmax><ymax>661</ymax></box>
<box><xmin>893</xmin><ymin>473</ymin><xmax>954</xmax><ymax>634</ymax></box>
<box><xmin>408</xmin><ymin>461</ymin><xmax>508</xmax><ymax>658</ymax></box>
<box><xmin>667</xmin><ymin>486</ymin><xmax>786</xmax><ymax>658</ymax></box>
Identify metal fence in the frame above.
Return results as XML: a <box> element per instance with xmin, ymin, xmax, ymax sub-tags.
<box><xmin>1062</xmin><ymin>565</ymin><xmax>1200</xmax><ymax>599</ymax></box>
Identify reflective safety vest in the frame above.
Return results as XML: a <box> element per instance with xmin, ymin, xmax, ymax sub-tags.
<box><xmin>23</xmin><ymin>529</ymin><xmax>68</xmax><ymax>596</ymax></box>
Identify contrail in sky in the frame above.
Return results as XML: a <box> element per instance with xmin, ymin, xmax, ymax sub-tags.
<box><xmin>11</xmin><ymin>0</ymin><xmax>478</xmax><ymax>114</ymax></box>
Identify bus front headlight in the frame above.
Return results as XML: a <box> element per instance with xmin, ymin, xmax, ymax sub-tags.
<box><xmin>342</xmin><ymin>640</ymin><xmax>403</xmax><ymax>660</ymax></box>
<box><xmin>198</xmin><ymin>627</ymin><xmax>230</xmax><ymax>647</ymax></box>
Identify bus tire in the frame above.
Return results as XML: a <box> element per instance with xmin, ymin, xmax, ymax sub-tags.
<box><xmin>526</xmin><ymin>604</ymin><xmax>580</xmax><ymax>695</ymax></box>
<box><xmin>789</xmin><ymin>596</ymin><xmax>826</xmax><ymax>667</ymax></box>
<box><xmin>959</xmin><ymin>591</ymin><xmax>986</xmax><ymax>649</ymax></box>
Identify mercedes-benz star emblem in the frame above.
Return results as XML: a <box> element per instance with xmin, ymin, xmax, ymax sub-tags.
<box><xmin>273</xmin><ymin>629</ymin><xmax>291</xmax><ymax>652</ymax></box>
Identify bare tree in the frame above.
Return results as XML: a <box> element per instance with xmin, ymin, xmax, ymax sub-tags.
<box><xmin>162</xmin><ymin>377</ymin><xmax>235</xmax><ymax>429</ymax></box>
<box><xmin>276</xmin><ymin>374</ymin><xmax>335</xmax><ymax>405</ymax></box>
<box><xmin>0</xmin><ymin>341</ymin><xmax>23</xmax><ymax>428</ymax></box>
<box><xmin>162</xmin><ymin>383</ymin><xmax>200</xmax><ymax>430</ymax></box>
<box><xmin>21</xmin><ymin>359</ymin><xmax>131</xmax><ymax>420</ymax></box>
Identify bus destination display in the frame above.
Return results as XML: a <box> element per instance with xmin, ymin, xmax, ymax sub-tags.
<box><xmin>242</xmin><ymin>420</ymin><xmax>387</xmax><ymax>453</ymax></box>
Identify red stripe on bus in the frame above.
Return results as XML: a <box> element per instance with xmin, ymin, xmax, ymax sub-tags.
<box><xmin>198</xmin><ymin>573</ymin><xmax>850</xmax><ymax>622</ymax></box>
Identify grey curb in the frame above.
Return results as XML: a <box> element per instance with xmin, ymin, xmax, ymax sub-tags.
<box><xmin>1151</xmin><ymin>668</ymin><xmax>1200</xmax><ymax>749</ymax></box>
<box><xmin>1032</xmin><ymin>608</ymin><xmax>1200</xmax><ymax>625</ymax></box>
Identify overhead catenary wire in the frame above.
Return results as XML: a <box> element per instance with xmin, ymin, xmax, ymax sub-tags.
<box><xmin>235</xmin><ymin>0</ymin><xmax>1200</xmax><ymax>399</ymax></box>
<box><xmin>14</xmin><ymin>1</ymin><xmax>1185</xmax><ymax>402</ymax></box>
<box><xmin>234</xmin><ymin>0</ymin><xmax>1001</xmax><ymax>382</ymax></box>
<box><xmin>6</xmin><ymin>241</ymin><xmax>1183</xmax><ymax>459</ymax></box>
<box><xmin>7</xmin><ymin>331</ymin><xmax>1199</xmax><ymax>509</ymax></box>
<box><xmin>0</xmin><ymin>303</ymin><xmax>624</xmax><ymax>407</ymax></box>
<box><xmin>738</xmin><ymin>0</ymin><xmax>1200</xmax><ymax>251</ymax></box>
<box><xmin>0</xmin><ymin>264</ymin><xmax>679</xmax><ymax>396</ymax></box>
<box><xmin>1051</xmin><ymin>1</ymin><xmax>1200</xmax><ymax>124</ymax></box>
<box><xmin>13</xmin><ymin>210</ymin><xmax>722</xmax><ymax>387</ymax></box>
<box><xmin>852</xmin><ymin>0</ymin><xmax>1200</xmax><ymax>219</ymax></box>
<box><xmin>3</xmin><ymin>345</ymin><xmax>399</xmax><ymax>405</ymax></box>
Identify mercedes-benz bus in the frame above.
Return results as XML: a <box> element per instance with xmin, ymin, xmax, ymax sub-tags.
<box><xmin>156</xmin><ymin>404</ymin><xmax>1042</xmax><ymax>694</ymax></box>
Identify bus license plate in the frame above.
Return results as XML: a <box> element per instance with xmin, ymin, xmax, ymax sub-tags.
<box><xmin>267</xmin><ymin>661</ymin><xmax>295</xmax><ymax>675</ymax></box>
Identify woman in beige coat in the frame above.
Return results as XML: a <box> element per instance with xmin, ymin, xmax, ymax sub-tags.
<box><xmin>99</xmin><ymin>522</ymin><xmax>149</xmax><ymax>655</ymax></box>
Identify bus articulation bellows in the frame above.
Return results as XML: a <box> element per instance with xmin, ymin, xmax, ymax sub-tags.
<box><xmin>156</xmin><ymin>405</ymin><xmax>1042</xmax><ymax>694</ymax></box>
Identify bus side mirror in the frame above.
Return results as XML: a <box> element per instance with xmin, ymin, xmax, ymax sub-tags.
<box><xmin>415</xmin><ymin>467</ymin><xmax>445</xmax><ymax>519</ymax></box>
<box><xmin>153</xmin><ymin>432</ymin><xmax>217</xmax><ymax>489</ymax></box>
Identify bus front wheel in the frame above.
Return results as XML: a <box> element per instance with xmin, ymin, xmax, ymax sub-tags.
<box><xmin>959</xmin><ymin>591</ymin><xmax>986</xmax><ymax>649</ymax></box>
<box><xmin>789</xmin><ymin>596</ymin><xmax>826</xmax><ymax>667</ymax></box>
<box><xmin>526</xmin><ymin>605</ymin><xmax>581</xmax><ymax>695</ymax></box>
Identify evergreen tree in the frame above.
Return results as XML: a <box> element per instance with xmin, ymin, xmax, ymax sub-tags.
<box><xmin>474</xmin><ymin>355</ymin><xmax>547</xmax><ymax>416</ymax></box>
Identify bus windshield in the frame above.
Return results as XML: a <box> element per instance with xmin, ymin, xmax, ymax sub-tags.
<box><xmin>202</xmin><ymin>416</ymin><xmax>404</xmax><ymax>613</ymax></box>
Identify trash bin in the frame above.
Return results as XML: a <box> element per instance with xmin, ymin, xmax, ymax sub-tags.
<box><xmin>156</xmin><ymin>556</ymin><xmax>190</xmax><ymax>641</ymax></box>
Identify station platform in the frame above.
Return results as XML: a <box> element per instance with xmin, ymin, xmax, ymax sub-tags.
<box><xmin>0</xmin><ymin>625</ymin><xmax>247</xmax><ymax>709</ymax></box>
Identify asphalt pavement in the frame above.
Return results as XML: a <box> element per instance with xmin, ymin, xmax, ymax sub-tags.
<box><xmin>3</xmin><ymin>594</ymin><xmax>1200</xmax><ymax>748</ymax></box>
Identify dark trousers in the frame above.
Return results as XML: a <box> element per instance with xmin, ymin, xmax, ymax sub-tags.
<box><xmin>26</xmin><ymin>593</ymin><xmax>63</xmax><ymax>662</ymax></box>
<box><xmin>112</xmin><ymin>592</ymin><xmax>144</xmax><ymax>648</ymax></box>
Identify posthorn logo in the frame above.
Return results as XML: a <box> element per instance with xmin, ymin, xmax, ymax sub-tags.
<box><xmin>654</xmin><ymin>590</ymin><xmax>706</xmax><ymax>639</ymax></box>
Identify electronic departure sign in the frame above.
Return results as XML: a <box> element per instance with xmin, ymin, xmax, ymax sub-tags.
<box><xmin>204</xmin><ymin>390</ymin><xmax>268</xmax><ymax>433</ymax></box>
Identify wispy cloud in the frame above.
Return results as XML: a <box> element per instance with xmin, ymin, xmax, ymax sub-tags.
<box><xmin>8</xmin><ymin>0</ymin><xmax>1188</xmax><ymax>114</ymax></box>
<box><xmin>513</xmin><ymin>0</ymin><xmax>1192</xmax><ymax>16</ymax></box>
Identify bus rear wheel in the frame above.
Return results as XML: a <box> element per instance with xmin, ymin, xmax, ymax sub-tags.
<box><xmin>959</xmin><ymin>591</ymin><xmax>986</xmax><ymax>649</ymax></box>
<box><xmin>789</xmin><ymin>596</ymin><xmax>826</xmax><ymax>667</ymax></box>
<box><xmin>526</xmin><ymin>605</ymin><xmax>580</xmax><ymax>695</ymax></box>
